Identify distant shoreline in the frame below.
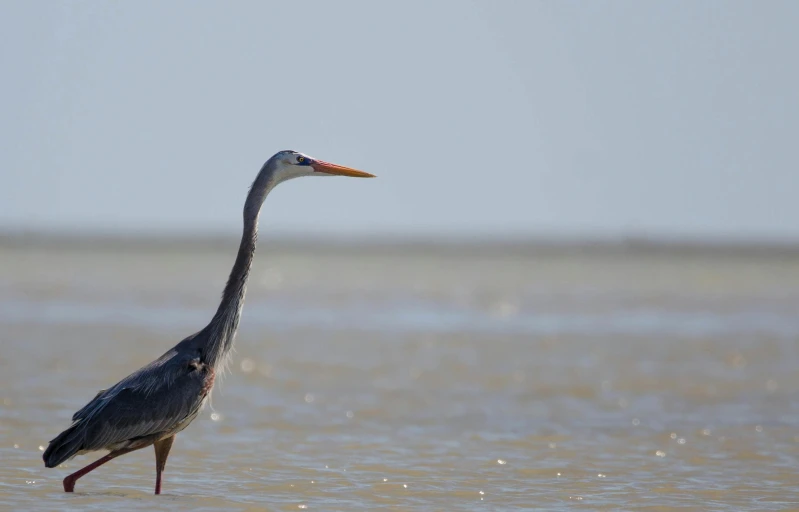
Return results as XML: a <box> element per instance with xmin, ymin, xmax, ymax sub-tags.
<box><xmin>3</xmin><ymin>229</ymin><xmax>799</xmax><ymax>259</ymax></box>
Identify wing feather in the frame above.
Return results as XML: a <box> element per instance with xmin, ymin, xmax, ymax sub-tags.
<box><xmin>71</xmin><ymin>349</ymin><xmax>212</xmax><ymax>452</ymax></box>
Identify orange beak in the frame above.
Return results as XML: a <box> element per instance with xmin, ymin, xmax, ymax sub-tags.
<box><xmin>311</xmin><ymin>159</ymin><xmax>376</xmax><ymax>178</ymax></box>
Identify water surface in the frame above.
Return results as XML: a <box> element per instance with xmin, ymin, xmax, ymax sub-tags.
<box><xmin>1</xmin><ymin>238</ymin><xmax>798</xmax><ymax>510</ymax></box>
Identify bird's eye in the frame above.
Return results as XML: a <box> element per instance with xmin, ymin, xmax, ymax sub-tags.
<box><xmin>297</xmin><ymin>156</ymin><xmax>305</xmax><ymax>164</ymax></box>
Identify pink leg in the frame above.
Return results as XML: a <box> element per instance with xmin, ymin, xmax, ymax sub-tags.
<box><xmin>62</xmin><ymin>445</ymin><xmax>143</xmax><ymax>492</ymax></box>
<box><xmin>63</xmin><ymin>453</ymin><xmax>116</xmax><ymax>492</ymax></box>
<box><xmin>153</xmin><ymin>435</ymin><xmax>175</xmax><ymax>495</ymax></box>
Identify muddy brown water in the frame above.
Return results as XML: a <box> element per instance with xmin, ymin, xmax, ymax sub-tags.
<box><xmin>1</xmin><ymin>239</ymin><xmax>798</xmax><ymax>510</ymax></box>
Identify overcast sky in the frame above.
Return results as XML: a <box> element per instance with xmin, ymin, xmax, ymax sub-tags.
<box><xmin>1</xmin><ymin>1</ymin><xmax>797</xmax><ymax>240</ymax></box>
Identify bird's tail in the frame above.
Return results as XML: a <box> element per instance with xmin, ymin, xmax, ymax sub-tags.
<box><xmin>43</xmin><ymin>421</ymin><xmax>85</xmax><ymax>468</ymax></box>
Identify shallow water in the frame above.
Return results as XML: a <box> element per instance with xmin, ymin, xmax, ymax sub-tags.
<box><xmin>1</xmin><ymin>239</ymin><xmax>799</xmax><ymax>510</ymax></box>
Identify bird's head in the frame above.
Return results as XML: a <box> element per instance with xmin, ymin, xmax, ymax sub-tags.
<box><xmin>267</xmin><ymin>150</ymin><xmax>376</xmax><ymax>184</ymax></box>
<box><xmin>244</xmin><ymin>150</ymin><xmax>375</xmax><ymax>217</ymax></box>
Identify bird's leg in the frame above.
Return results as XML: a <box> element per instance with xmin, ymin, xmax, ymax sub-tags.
<box><xmin>62</xmin><ymin>454</ymin><xmax>114</xmax><ymax>492</ymax></box>
<box><xmin>153</xmin><ymin>435</ymin><xmax>175</xmax><ymax>495</ymax></box>
<box><xmin>62</xmin><ymin>446</ymin><xmax>138</xmax><ymax>493</ymax></box>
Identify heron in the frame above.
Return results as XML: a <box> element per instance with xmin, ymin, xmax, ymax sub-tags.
<box><xmin>43</xmin><ymin>150</ymin><xmax>375</xmax><ymax>494</ymax></box>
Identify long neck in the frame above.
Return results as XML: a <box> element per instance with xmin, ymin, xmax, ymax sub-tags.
<box><xmin>203</xmin><ymin>171</ymin><xmax>274</xmax><ymax>369</ymax></box>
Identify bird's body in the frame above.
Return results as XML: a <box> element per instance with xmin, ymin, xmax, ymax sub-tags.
<box><xmin>43</xmin><ymin>338</ymin><xmax>215</xmax><ymax>467</ymax></box>
<box><xmin>43</xmin><ymin>150</ymin><xmax>374</xmax><ymax>494</ymax></box>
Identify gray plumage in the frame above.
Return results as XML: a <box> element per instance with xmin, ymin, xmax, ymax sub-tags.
<box><xmin>43</xmin><ymin>342</ymin><xmax>213</xmax><ymax>468</ymax></box>
<box><xmin>42</xmin><ymin>150</ymin><xmax>375</xmax><ymax>493</ymax></box>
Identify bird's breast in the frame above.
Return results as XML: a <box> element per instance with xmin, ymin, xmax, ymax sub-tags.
<box><xmin>188</xmin><ymin>358</ymin><xmax>216</xmax><ymax>397</ymax></box>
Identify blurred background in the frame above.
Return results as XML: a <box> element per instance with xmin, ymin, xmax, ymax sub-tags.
<box><xmin>2</xmin><ymin>1</ymin><xmax>799</xmax><ymax>510</ymax></box>
<box><xmin>2</xmin><ymin>0</ymin><xmax>798</xmax><ymax>240</ymax></box>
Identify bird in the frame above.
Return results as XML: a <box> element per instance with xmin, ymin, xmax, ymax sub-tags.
<box><xmin>43</xmin><ymin>150</ymin><xmax>376</xmax><ymax>494</ymax></box>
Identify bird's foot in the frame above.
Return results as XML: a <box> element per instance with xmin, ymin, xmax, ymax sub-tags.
<box><xmin>63</xmin><ymin>476</ymin><xmax>76</xmax><ymax>492</ymax></box>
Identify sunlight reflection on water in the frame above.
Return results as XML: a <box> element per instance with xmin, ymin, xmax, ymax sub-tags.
<box><xmin>1</xmin><ymin>242</ymin><xmax>799</xmax><ymax>510</ymax></box>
